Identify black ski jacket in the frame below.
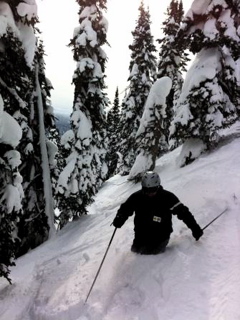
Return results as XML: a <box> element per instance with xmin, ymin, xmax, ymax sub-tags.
<box><xmin>113</xmin><ymin>186</ymin><xmax>202</xmax><ymax>250</ymax></box>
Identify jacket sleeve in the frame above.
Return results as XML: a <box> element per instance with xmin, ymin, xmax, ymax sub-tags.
<box><xmin>170</xmin><ymin>198</ymin><xmax>202</xmax><ymax>235</ymax></box>
<box><xmin>112</xmin><ymin>194</ymin><xmax>135</xmax><ymax>228</ymax></box>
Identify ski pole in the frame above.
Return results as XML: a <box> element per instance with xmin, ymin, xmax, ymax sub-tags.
<box><xmin>202</xmin><ymin>208</ymin><xmax>228</xmax><ymax>231</ymax></box>
<box><xmin>85</xmin><ymin>227</ymin><xmax>117</xmax><ymax>304</ymax></box>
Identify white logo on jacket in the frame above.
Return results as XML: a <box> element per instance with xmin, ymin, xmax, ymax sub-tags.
<box><xmin>153</xmin><ymin>216</ymin><xmax>161</xmax><ymax>223</ymax></box>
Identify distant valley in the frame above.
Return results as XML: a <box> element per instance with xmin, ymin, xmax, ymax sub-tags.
<box><xmin>55</xmin><ymin>113</ymin><xmax>71</xmax><ymax>135</ymax></box>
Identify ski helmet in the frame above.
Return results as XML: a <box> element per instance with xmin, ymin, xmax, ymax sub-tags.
<box><xmin>141</xmin><ymin>171</ymin><xmax>161</xmax><ymax>188</ymax></box>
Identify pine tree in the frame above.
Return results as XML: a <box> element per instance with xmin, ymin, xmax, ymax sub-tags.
<box><xmin>15</xmin><ymin>4</ymin><xmax>57</xmax><ymax>256</ymax></box>
<box><xmin>106</xmin><ymin>87</ymin><xmax>121</xmax><ymax>178</ymax></box>
<box><xmin>117</xmin><ymin>1</ymin><xmax>157</xmax><ymax>175</ymax></box>
<box><xmin>129</xmin><ymin>77</ymin><xmax>172</xmax><ymax>181</ymax></box>
<box><xmin>0</xmin><ymin>1</ymin><xmax>37</xmax><ymax>262</ymax></box>
<box><xmin>157</xmin><ymin>0</ymin><xmax>188</xmax><ymax>145</ymax></box>
<box><xmin>57</xmin><ymin>0</ymin><xmax>109</xmax><ymax>227</ymax></box>
<box><xmin>170</xmin><ymin>0</ymin><xmax>240</xmax><ymax>166</ymax></box>
<box><xmin>0</xmin><ymin>95</ymin><xmax>23</xmax><ymax>283</ymax></box>
<box><xmin>0</xmin><ymin>1</ymin><xmax>58</xmax><ymax>259</ymax></box>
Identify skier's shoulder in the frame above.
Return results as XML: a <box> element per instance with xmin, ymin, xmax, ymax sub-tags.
<box><xmin>159</xmin><ymin>187</ymin><xmax>179</xmax><ymax>203</ymax></box>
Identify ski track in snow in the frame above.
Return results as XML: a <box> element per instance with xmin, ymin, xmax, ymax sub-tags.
<box><xmin>1</xmin><ymin>126</ymin><xmax>240</xmax><ymax>320</ymax></box>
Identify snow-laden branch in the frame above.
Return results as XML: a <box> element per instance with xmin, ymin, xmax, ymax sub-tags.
<box><xmin>0</xmin><ymin>77</ymin><xmax>27</xmax><ymax>109</ymax></box>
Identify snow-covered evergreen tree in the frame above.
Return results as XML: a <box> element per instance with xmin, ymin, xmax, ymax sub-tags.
<box><xmin>0</xmin><ymin>1</ymin><xmax>37</xmax><ymax>259</ymax></box>
<box><xmin>157</xmin><ymin>0</ymin><xmax>188</xmax><ymax>143</ymax></box>
<box><xmin>15</xmin><ymin>2</ymin><xmax>57</xmax><ymax>256</ymax></box>
<box><xmin>0</xmin><ymin>95</ymin><xmax>23</xmax><ymax>283</ymax></box>
<box><xmin>117</xmin><ymin>1</ymin><xmax>157</xmax><ymax>175</ymax></box>
<box><xmin>129</xmin><ymin>77</ymin><xmax>172</xmax><ymax>181</ymax></box>
<box><xmin>170</xmin><ymin>0</ymin><xmax>240</xmax><ymax>166</ymax></box>
<box><xmin>106</xmin><ymin>87</ymin><xmax>121</xmax><ymax>178</ymax></box>
<box><xmin>57</xmin><ymin>0</ymin><xmax>109</xmax><ymax>226</ymax></box>
<box><xmin>0</xmin><ymin>1</ymin><xmax>58</xmax><ymax>259</ymax></box>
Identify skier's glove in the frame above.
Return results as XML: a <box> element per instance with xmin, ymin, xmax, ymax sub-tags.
<box><xmin>192</xmin><ymin>226</ymin><xmax>203</xmax><ymax>241</ymax></box>
<box><xmin>112</xmin><ymin>215</ymin><xmax>125</xmax><ymax>228</ymax></box>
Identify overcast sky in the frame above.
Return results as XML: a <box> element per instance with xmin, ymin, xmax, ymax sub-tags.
<box><xmin>36</xmin><ymin>0</ymin><xmax>193</xmax><ymax>115</ymax></box>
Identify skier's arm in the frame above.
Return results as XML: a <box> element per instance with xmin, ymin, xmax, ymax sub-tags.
<box><xmin>171</xmin><ymin>199</ymin><xmax>203</xmax><ymax>240</ymax></box>
<box><xmin>112</xmin><ymin>194</ymin><xmax>135</xmax><ymax>228</ymax></box>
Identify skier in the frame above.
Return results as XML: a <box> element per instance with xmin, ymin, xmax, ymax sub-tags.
<box><xmin>112</xmin><ymin>171</ymin><xmax>203</xmax><ymax>254</ymax></box>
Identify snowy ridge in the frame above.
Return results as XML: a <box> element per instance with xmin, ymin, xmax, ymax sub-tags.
<box><xmin>1</xmin><ymin>124</ymin><xmax>240</xmax><ymax>320</ymax></box>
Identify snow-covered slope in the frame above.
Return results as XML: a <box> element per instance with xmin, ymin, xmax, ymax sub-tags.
<box><xmin>1</xmin><ymin>124</ymin><xmax>240</xmax><ymax>320</ymax></box>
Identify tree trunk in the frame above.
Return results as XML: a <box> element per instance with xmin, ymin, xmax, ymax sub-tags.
<box><xmin>35</xmin><ymin>64</ymin><xmax>56</xmax><ymax>237</ymax></box>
